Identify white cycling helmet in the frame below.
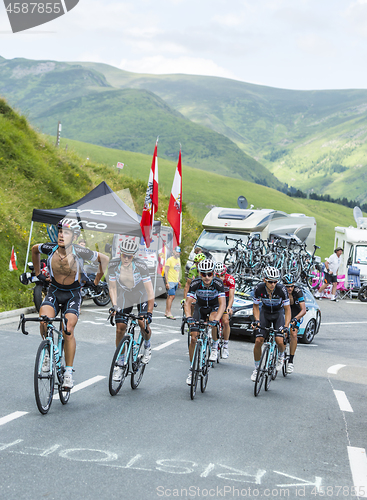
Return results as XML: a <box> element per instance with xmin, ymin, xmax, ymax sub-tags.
<box><xmin>215</xmin><ymin>262</ymin><xmax>226</xmax><ymax>274</ymax></box>
<box><xmin>119</xmin><ymin>238</ymin><xmax>139</xmax><ymax>256</ymax></box>
<box><xmin>198</xmin><ymin>259</ymin><xmax>216</xmax><ymax>274</ymax></box>
<box><xmin>263</xmin><ymin>266</ymin><xmax>280</xmax><ymax>281</ymax></box>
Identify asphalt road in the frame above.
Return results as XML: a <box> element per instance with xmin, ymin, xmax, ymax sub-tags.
<box><xmin>0</xmin><ymin>290</ymin><xmax>366</xmax><ymax>500</ymax></box>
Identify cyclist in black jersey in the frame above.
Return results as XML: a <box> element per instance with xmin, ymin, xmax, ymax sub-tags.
<box><xmin>107</xmin><ymin>238</ymin><xmax>154</xmax><ymax>382</ymax></box>
<box><xmin>184</xmin><ymin>259</ymin><xmax>226</xmax><ymax>384</ymax></box>
<box><xmin>251</xmin><ymin>267</ymin><xmax>291</xmax><ymax>382</ymax></box>
<box><xmin>283</xmin><ymin>274</ymin><xmax>306</xmax><ymax>374</ymax></box>
<box><xmin>31</xmin><ymin>219</ymin><xmax>109</xmax><ymax>390</ymax></box>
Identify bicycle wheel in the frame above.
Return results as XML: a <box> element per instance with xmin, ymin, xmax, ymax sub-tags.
<box><xmin>200</xmin><ymin>342</ymin><xmax>210</xmax><ymax>393</ymax></box>
<box><xmin>57</xmin><ymin>340</ymin><xmax>71</xmax><ymax>405</ymax></box>
<box><xmin>190</xmin><ymin>342</ymin><xmax>200</xmax><ymax>400</ymax></box>
<box><xmin>109</xmin><ymin>336</ymin><xmax>130</xmax><ymax>396</ymax></box>
<box><xmin>34</xmin><ymin>340</ymin><xmax>55</xmax><ymax>414</ymax></box>
<box><xmin>254</xmin><ymin>344</ymin><xmax>269</xmax><ymax>397</ymax></box>
<box><xmin>266</xmin><ymin>346</ymin><xmax>278</xmax><ymax>390</ymax></box>
<box><xmin>282</xmin><ymin>343</ymin><xmax>290</xmax><ymax>377</ymax></box>
<box><xmin>181</xmin><ymin>318</ymin><xmax>190</xmax><ymax>349</ymax></box>
<box><xmin>131</xmin><ymin>337</ymin><xmax>146</xmax><ymax>389</ymax></box>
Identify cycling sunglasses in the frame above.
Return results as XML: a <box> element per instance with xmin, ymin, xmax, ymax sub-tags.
<box><xmin>200</xmin><ymin>272</ymin><xmax>214</xmax><ymax>277</ymax></box>
<box><xmin>121</xmin><ymin>253</ymin><xmax>134</xmax><ymax>260</ymax></box>
<box><xmin>265</xmin><ymin>280</ymin><xmax>278</xmax><ymax>284</ymax></box>
<box><xmin>285</xmin><ymin>284</ymin><xmax>295</xmax><ymax>288</ymax></box>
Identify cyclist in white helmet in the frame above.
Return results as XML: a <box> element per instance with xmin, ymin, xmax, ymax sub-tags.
<box><xmin>184</xmin><ymin>259</ymin><xmax>226</xmax><ymax>384</ymax></box>
<box><xmin>250</xmin><ymin>266</ymin><xmax>291</xmax><ymax>381</ymax></box>
<box><xmin>29</xmin><ymin>218</ymin><xmax>109</xmax><ymax>390</ymax></box>
<box><xmin>107</xmin><ymin>238</ymin><xmax>154</xmax><ymax>381</ymax></box>
<box><xmin>215</xmin><ymin>262</ymin><xmax>236</xmax><ymax>359</ymax></box>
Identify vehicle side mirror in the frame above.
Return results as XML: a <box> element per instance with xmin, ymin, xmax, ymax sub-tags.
<box><xmin>347</xmin><ymin>257</ymin><xmax>352</xmax><ymax>266</ymax></box>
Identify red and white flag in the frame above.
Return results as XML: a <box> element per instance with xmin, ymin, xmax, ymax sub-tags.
<box><xmin>117</xmin><ymin>162</ymin><xmax>124</xmax><ymax>169</ymax></box>
<box><xmin>167</xmin><ymin>149</ymin><xmax>182</xmax><ymax>245</ymax></box>
<box><xmin>140</xmin><ymin>140</ymin><xmax>159</xmax><ymax>248</ymax></box>
<box><xmin>9</xmin><ymin>246</ymin><xmax>18</xmax><ymax>271</ymax></box>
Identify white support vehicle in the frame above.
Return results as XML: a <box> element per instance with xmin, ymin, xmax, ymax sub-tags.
<box><xmin>187</xmin><ymin>207</ymin><xmax>317</xmax><ymax>270</ymax></box>
<box><xmin>334</xmin><ymin>208</ymin><xmax>367</xmax><ymax>286</ymax></box>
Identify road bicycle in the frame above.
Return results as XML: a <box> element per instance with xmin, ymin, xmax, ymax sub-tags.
<box><xmin>215</xmin><ymin>319</ymin><xmax>224</xmax><ymax>363</ymax></box>
<box><xmin>254</xmin><ymin>326</ymin><xmax>283</xmax><ymax>397</ymax></box>
<box><xmin>18</xmin><ymin>312</ymin><xmax>71</xmax><ymax>414</ymax></box>
<box><xmin>108</xmin><ymin>311</ymin><xmax>149</xmax><ymax>396</ymax></box>
<box><xmin>188</xmin><ymin>319</ymin><xmax>215</xmax><ymax>400</ymax></box>
<box><xmin>180</xmin><ymin>300</ymin><xmax>190</xmax><ymax>349</ymax></box>
<box><xmin>282</xmin><ymin>331</ymin><xmax>290</xmax><ymax>377</ymax></box>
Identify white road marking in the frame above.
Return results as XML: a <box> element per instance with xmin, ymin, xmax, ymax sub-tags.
<box><xmin>323</xmin><ymin>321</ymin><xmax>367</xmax><ymax>325</ymax></box>
<box><xmin>347</xmin><ymin>447</ymin><xmax>367</xmax><ymax>498</ymax></box>
<box><xmin>153</xmin><ymin>339</ymin><xmax>180</xmax><ymax>351</ymax></box>
<box><xmin>333</xmin><ymin>390</ymin><xmax>353</xmax><ymax>412</ymax></box>
<box><xmin>327</xmin><ymin>364</ymin><xmax>346</xmax><ymax>374</ymax></box>
<box><xmin>0</xmin><ymin>411</ymin><xmax>28</xmax><ymax>426</ymax></box>
<box><xmin>54</xmin><ymin>376</ymin><xmax>105</xmax><ymax>400</ymax></box>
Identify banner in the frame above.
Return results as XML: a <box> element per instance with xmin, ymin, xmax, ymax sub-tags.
<box><xmin>140</xmin><ymin>140</ymin><xmax>159</xmax><ymax>248</ymax></box>
<box><xmin>9</xmin><ymin>246</ymin><xmax>18</xmax><ymax>271</ymax></box>
<box><xmin>167</xmin><ymin>149</ymin><xmax>182</xmax><ymax>245</ymax></box>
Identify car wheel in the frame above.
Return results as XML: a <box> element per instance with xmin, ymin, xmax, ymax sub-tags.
<box><xmin>301</xmin><ymin>318</ymin><xmax>316</xmax><ymax>344</ymax></box>
<box><xmin>358</xmin><ymin>285</ymin><xmax>367</xmax><ymax>302</ymax></box>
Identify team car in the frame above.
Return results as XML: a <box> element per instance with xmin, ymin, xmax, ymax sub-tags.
<box><xmin>229</xmin><ymin>285</ymin><xmax>321</xmax><ymax>344</ymax></box>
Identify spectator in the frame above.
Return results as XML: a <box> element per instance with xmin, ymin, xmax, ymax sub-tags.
<box><xmin>164</xmin><ymin>246</ymin><xmax>182</xmax><ymax>319</ymax></box>
<box><xmin>315</xmin><ymin>247</ymin><xmax>343</xmax><ymax>301</ymax></box>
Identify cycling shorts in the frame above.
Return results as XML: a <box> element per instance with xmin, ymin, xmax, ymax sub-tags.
<box><xmin>115</xmin><ymin>301</ymin><xmax>148</xmax><ymax>324</ymax></box>
<box><xmin>190</xmin><ymin>304</ymin><xmax>218</xmax><ymax>331</ymax></box>
<box><xmin>42</xmin><ymin>281</ymin><xmax>82</xmax><ymax>318</ymax></box>
<box><xmin>256</xmin><ymin>309</ymin><xmax>285</xmax><ymax>339</ymax></box>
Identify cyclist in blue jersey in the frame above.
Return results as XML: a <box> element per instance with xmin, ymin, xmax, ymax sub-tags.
<box><xmin>184</xmin><ymin>259</ymin><xmax>226</xmax><ymax>384</ymax></box>
<box><xmin>282</xmin><ymin>274</ymin><xmax>306</xmax><ymax>374</ymax></box>
<box><xmin>107</xmin><ymin>238</ymin><xmax>154</xmax><ymax>382</ymax></box>
<box><xmin>251</xmin><ymin>267</ymin><xmax>291</xmax><ymax>381</ymax></box>
<box><xmin>30</xmin><ymin>219</ymin><xmax>109</xmax><ymax>389</ymax></box>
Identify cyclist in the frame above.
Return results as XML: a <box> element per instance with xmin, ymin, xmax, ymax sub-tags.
<box><xmin>30</xmin><ymin>219</ymin><xmax>109</xmax><ymax>389</ymax></box>
<box><xmin>282</xmin><ymin>274</ymin><xmax>306</xmax><ymax>374</ymax></box>
<box><xmin>183</xmin><ymin>252</ymin><xmax>206</xmax><ymax>302</ymax></box>
<box><xmin>164</xmin><ymin>246</ymin><xmax>182</xmax><ymax>319</ymax></box>
<box><xmin>215</xmin><ymin>262</ymin><xmax>235</xmax><ymax>359</ymax></box>
<box><xmin>107</xmin><ymin>238</ymin><xmax>154</xmax><ymax>381</ymax></box>
<box><xmin>184</xmin><ymin>259</ymin><xmax>226</xmax><ymax>384</ymax></box>
<box><xmin>251</xmin><ymin>266</ymin><xmax>291</xmax><ymax>381</ymax></box>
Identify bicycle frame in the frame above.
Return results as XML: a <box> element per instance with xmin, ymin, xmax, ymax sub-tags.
<box><xmin>189</xmin><ymin>320</ymin><xmax>213</xmax><ymax>399</ymax></box>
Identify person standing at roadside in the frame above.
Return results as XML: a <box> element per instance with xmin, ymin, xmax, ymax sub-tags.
<box><xmin>164</xmin><ymin>246</ymin><xmax>182</xmax><ymax>319</ymax></box>
<box><xmin>315</xmin><ymin>247</ymin><xmax>343</xmax><ymax>301</ymax></box>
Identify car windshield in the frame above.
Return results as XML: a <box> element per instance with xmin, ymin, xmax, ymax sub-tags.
<box><xmin>196</xmin><ymin>231</ymin><xmax>249</xmax><ymax>252</ymax></box>
<box><xmin>355</xmin><ymin>245</ymin><xmax>367</xmax><ymax>265</ymax></box>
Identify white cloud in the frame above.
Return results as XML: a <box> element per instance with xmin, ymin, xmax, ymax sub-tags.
<box><xmin>297</xmin><ymin>34</ymin><xmax>336</xmax><ymax>57</ymax></box>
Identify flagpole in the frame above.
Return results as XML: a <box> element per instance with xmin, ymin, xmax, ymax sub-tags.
<box><xmin>152</xmin><ymin>136</ymin><xmax>159</xmax><ymax>297</ymax></box>
<box><xmin>24</xmin><ymin>221</ymin><xmax>34</xmax><ymax>272</ymax></box>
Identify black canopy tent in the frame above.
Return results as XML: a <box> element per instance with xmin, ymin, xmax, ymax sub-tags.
<box><xmin>25</xmin><ymin>181</ymin><xmax>161</xmax><ymax>273</ymax></box>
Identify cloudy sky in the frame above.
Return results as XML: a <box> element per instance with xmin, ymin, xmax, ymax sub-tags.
<box><xmin>1</xmin><ymin>0</ymin><xmax>367</xmax><ymax>90</ymax></box>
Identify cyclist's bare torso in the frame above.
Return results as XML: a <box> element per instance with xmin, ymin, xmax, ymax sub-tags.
<box><xmin>51</xmin><ymin>250</ymin><xmax>78</xmax><ymax>286</ymax></box>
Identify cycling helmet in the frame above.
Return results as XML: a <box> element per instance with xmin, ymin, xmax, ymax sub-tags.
<box><xmin>194</xmin><ymin>252</ymin><xmax>206</xmax><ymax>264</ymax></box>
<box><xmin>119</xmin><ymin>238</ymin><xmax>139</xmax><ymax>256</ymax></box>
<box><xmin>215</xmin><ymin>262</ymin><xmax>226</xmax><ymax>274</ymax></box>
<box><xmin>57</xmin><ymin>218</ymin><xmax>81</xmax><ymax>237</ymax></box>
<box><xmin>283</xmin><ymin>274</ymin><xmax>295</xmax><ymax>285</ymax></box>
<box><xmin>263</xmin><ymin>266</ymin><xmax>280</xmax><ymax>281</ymax></box>
<box><xmin>198</xmin><ymin>259</ymin><xmax>216</xmax><ymax>274</ymax></box>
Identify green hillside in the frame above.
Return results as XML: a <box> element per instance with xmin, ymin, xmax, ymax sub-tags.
<box><xmin>76</xmin><ymin>62</ymin><xmax>367</xmax><ymax>204</ymax></box>
<box><xmin>0</xmin><ymin>57</ymin><xmax>280</xmax><ymax>190</ymax></box>
<box><xmin>0</xmin><ymin>99</ymin><xmax>200</xmax><ymax>311</ymax></box>
<box><xmin>59</xmin><ymin>136</ymin><xmax>361</xmax><ymax>261</ymax></box>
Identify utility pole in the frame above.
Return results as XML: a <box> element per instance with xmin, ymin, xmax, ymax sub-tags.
<box><xmin>55</xmin><ymin>121</ymin><xmax>62</xmax><ymax>147</ymax></box>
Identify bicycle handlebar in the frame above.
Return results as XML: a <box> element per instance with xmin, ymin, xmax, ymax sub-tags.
<box><xmin>108</xmin><ymin>310</ymin><xmax>150</xmax><ymax>333</ymax></box>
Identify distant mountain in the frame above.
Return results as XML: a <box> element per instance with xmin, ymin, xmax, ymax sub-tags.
<box><xmin>75</xmin><ymin>62</ymin><xmax>367</xmax><ymax>204</ymax></box>
<box><xmin>0</xmin><ymin>57</ymin><xmax>280</xmax><ymax>189</ymax></box>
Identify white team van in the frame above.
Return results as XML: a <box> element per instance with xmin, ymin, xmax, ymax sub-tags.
<box><xmin>186</xmin><ymin>207</ymin><xmax>317</xmax><ymax>270</ymax></box>
<box><xmin>334</xmin><ymin>225</ymin><xmax>367</xmax><ymax>286</ymax></box>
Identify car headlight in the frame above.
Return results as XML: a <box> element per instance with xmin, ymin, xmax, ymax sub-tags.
<box><xmin>233</xmin><ymin>308</ymin><xmax>253</xmax><ymax>317</ymax></box>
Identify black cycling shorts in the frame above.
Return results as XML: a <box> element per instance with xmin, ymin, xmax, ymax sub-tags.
<box><xmin>42</xmin><ymin>282</ymin><xmax>82</xmax><ymax>318</ymax></box>
<box><xmin>115</xmin><ymin>301</ymin><xmax>148</xmax><ymax>324</ymax></box>
<box><xmin>256</xmin><ymin>309</ymin><xmax>285</xmax><ymax>338</ymax></box>
<box><xmin>190</xmin><ymin>304</ymin><xmax>218</xmax><ymax>331</ymax></box>
<box><xmin>324</xmin><ymin>272</ymin><xmax>337</xmax><ymax>284</ymax></box>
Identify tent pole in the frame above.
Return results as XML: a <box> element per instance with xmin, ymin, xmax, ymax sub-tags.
<box><xmin>24</xmin><ymin>221</ymin><xmax>34</xmax><ymax>272</ymax></box>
